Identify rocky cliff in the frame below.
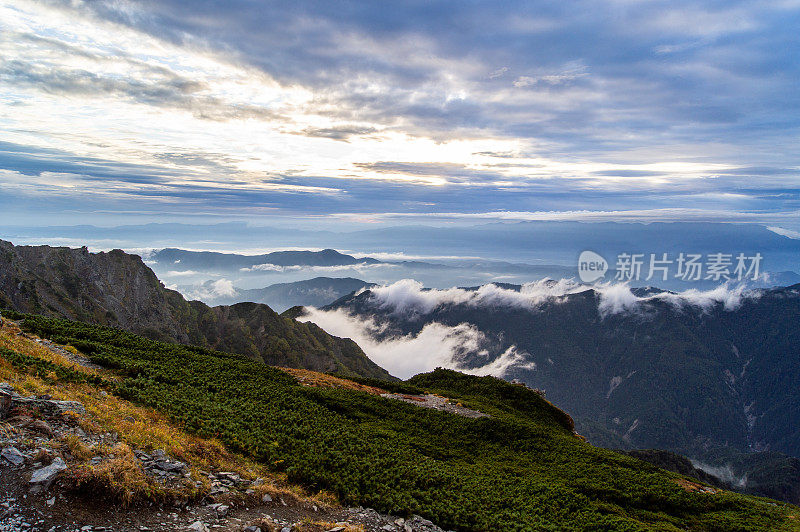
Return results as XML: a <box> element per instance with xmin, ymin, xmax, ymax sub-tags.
<box><xmin>0</xmin><ymin>240</ymin><xmax>391</xmax><ymax>379</ymax></box>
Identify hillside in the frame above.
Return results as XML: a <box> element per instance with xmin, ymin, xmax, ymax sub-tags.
<box><xmin>321</xmin><ymin>281</ymin><xmax>800</xmax><ymax>500</ymax></box>
<box><xmin>1</xmin><ymin>311</ymin><xmax>798</xmax><ymax>531</ymax></box>
<box><xmin>0</xmin><ymin>319</ymin><xmax>441</xmax><ymax>531</ymax></box>
<box><xmin>0</xmin><ymin>240</ymin><xmax>390</xmax><ymax>380</ymax></box>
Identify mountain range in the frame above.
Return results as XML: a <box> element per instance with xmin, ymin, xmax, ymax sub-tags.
<box><xmin>320</xmin><ymin>280</ymin><xmax>800</xmax><ymax>503</ymax></box>
<box><xmin>186</xmin><ymin>277</ymin><xmax>376</xmax><ymax>312</ymax></box>
<box><xmin>0</xmin><ymin>240</ymin><xmax>390</xmax><ymax>379</ymax></box>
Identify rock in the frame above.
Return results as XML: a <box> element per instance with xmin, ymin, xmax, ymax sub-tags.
<box><xmin>154</xmin><ymin>460</ymin><xmax>187</xmax><ymax>473</ymax></box>
<box><xmin>325</xmin><ymin>528</ymin><xmax>346</xmax><ymax>532</ymax></box>
<box><xmin>1</xmin><ymin>446</ymin><xmax>26</xmax><ymax>466</ymax></box>
<box><xmin>151</xmin><ymin>449</ymin><xmax>167</xmax><ymax>460</ymax></box>
<box><xmin>50</xmin><ymin>399</ymin><xmax>85</xmax><ymax>416</ymax></box>
<box><xmin>29</xmin><ymin>419</ymin><xmax>54</xmax><ymax>437</ymax></box>
<box><xmin>46</xmin><ymin>497</ymin><xmax>55</xmax><ymax>506</ymax></box>
<box><xmin>0</xmin><ymin>390</ymin><xmax>11</xmax><ymax>419</ymax></box>
<box><xmin>381</xmin><ymin>526</ymin><xmax>395</xmax><ymax>531</ymax></box>
<box><xmin>244</xmin><ymin>527</ymin><xmax>261</xmax><ymax>532</ymax></box>
<box><xmin>187</xmin><ymin>521</ymin><xmax>209</xmax><ymax>532</ymax></box>
<box><xmin>29</xmin><ymin>457</ymin><xmax>67</xmax><ymax>490</ymax></box>
<box><xmin>261</xmin><ymin>494</ymin><xmax>273</xmax><ymax>503</ymax></box>
<box><xmin>207</xmin><ymin>503</ymin><xmax>230</xmax><ymax>517</ymax></box>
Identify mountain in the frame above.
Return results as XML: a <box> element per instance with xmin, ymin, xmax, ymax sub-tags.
<box><xmin>2</xmin><ymin>314</ymin><xmax>798</xmax><ymax>531</ymax></box>
<box><xmin>0</xmin><ymin>240</ymin><xmax>391</xmax><ymax>379</ymax></box>
<box><xmin>188</xmin><ymin>277</ymin><xmax>376</xmax><ymax>312</ymax></box>
<box><xmin>321</xmin><ymin>280</ymin><xmax>800</xmax><ymax>501</ymax></box>
<box><xmin>151</xmin><ymin>247</ymin><xmax>380</xmax><ymax>271</ymax></box>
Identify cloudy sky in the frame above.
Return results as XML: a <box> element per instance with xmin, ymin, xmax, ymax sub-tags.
<box><xmin>1</xmin><ymin>0</ymin><xmax>799</xmax><ymax>229</ymax></box>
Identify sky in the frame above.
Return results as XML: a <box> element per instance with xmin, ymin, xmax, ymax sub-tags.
<box><xmin>1</xmin><ymin>0</ymin><xmax>799</xmax><ymax>230</ymax></box>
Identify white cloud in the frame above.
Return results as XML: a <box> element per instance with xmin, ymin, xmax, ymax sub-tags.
<box><xmin>360</xmin><ymin>278</ymin><xmax>758</xmax><ymax>318</ymax></box>
<box><xmin>299</xmin><ymin>307</ymin><xmax>533</xmax><ymax>379</ymax></box>
<box><xmin>164</xmin><ymin>270</ymin><xmax>200</xmax><ymax>277</ymax></box>
<box><xmin>182</xmin><ymin>278</ymin><xmax>238</xmax><ymax>301</ymax></box>
<box><xmin>240</xmin><ymin>262</ymin><xmax>397</xmax><ymax>274</ymax></box>
<box><xmin>767</xmin><ymin>226</ymin><xmax>800</xmax><ymax>239</ymax></box>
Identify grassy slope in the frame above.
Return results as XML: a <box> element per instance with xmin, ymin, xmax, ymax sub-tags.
<box><xmin>0</xmin><ymin>320</ymin><xmax>325</xmax><ymax>508</ymax></box>
<box><xmin>3</xmin><ymin>311</ymin><xmax>799</xmax><ymax>531</ymax></box>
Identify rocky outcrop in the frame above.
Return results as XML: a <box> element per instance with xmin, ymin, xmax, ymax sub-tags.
<box><xmin>0</xmin><ymin>240</ymin><xmax>392</xmax><ymax>379</ymax></box>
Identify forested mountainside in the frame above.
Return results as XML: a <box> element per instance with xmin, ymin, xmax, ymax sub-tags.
<box><xmin>326</xmin><ymin>282</ymin><xmax>800</xmax><ymax>457</ymax></box>
<box><xmin>323</xmin><ymin>281</ymin><xmax>800</xmax><ymax>503</ymax></box>
<box><xmin>0</xmin><ymin>240</ymin><xmax>390</xmax><ymax>379</ymax></box>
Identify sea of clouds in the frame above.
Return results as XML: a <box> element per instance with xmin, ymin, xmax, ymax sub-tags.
<box><xmin>299</xmin><ymin>279</ymin><xmax>759</xmax><ymax>378</ymax></box>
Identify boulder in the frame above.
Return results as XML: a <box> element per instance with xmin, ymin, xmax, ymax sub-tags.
<box><xmin>29</xmin><ymin>457</ymin><xmax>67</xmax><ymax>490</ymax></box>
<box><xmin>187</xmin><ymin>522</ymin><xmax>209</xmax><ymax>532</ymax></box>
<box><xmin>1</xmin><ymin>446</ymin><xmax>26</xmax><ymax>466</ymax></box>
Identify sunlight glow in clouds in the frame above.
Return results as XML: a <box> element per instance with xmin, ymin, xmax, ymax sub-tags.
<box><xmin>0</xmin><ymin>0</ymin><xmax>798</xmax><ymax>225</ymax></box>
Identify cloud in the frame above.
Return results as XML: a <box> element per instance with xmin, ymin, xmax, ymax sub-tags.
<box><xmin>690</xmin><ymin>460</ymin><xmax>748</xmax><ymax>488</ymax></box>
<box><xmin>299</xmin><ymin>279</ymin><xmax>761</xmax><ymax>378</ymax></box>
<box><xmin>299</xmin><ymin>306</ymin><xmax>534</xmax><ymax>379</ymax></box>
<box><xmin>240</xmin><ymin>262</ymin><xmax>395</xmax><ymax>273</ymax></box>
<box><xmin>767</xmin><ymin>226</ymin><xmax>800</xmax><ymax>239</ymax></box>
<box><xmin>2</xmin><ymin>0</ymin><xmax>800</xmax><ymax>225</ymax></box>
<box><xmin>164</xmin><ymin>270</ymin><xmax>200</xmax><ymax>277</ymax></box>
<box><xmin>182</xmin><ymin>278</ymin><xmax>238</xmax><ymax>301</ymax></box>
<box><xmin>360</xmin><ymin>279</ymin><xmax>758</xmax><ymax>318</ymax></box>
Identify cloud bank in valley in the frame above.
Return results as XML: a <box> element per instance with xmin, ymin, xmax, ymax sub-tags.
<box><xmin>299</xmin><ymin>279</ymin><xmax>759</xmax><ymax>379</ymax></box>
<box><xmin>299</xmin><ymin>306</ymin><xmax>534</xmax><ymax>379</ymax></box>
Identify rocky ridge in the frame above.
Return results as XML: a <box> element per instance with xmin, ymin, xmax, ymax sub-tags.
<box><xmin>0</xmin><ymin>240</ymin><xmax>391</xmax><ymax>380</ymax></box>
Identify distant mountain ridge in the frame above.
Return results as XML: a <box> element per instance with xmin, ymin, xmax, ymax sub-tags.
<box><xmin>0</xmin><ymin>240</ymin><xmax>391</xmax><ymax>379</ymax></box>
<box><xmin>151</xmin><ymin>247</ymin><xmax>380</xmax><ymax>271</ymax></box>
<box><xmin>189</xmin><ymin>277</ymin><xmax>376</xmax><ymax>312</ymax></box>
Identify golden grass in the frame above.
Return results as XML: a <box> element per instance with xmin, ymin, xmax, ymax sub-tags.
<box><xmin>59</xmin><ymin>431</ymin><xmax>93</xmax><ymax>462</ymax></box>
<box><xmin>64</xmin><ymin>442</ymin><xmax>167</xmax><ymax>506</ymax></box>
<box><xmin>0</xmin><ymin>325</ymin><xmax>337</xmax><ymax>507</ymax></box>
<box><xmin>279</xmin><ymin>367</ymin><xmax>386</xmax><ymax>395</ymax></box>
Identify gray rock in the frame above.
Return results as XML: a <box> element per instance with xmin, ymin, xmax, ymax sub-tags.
<box><xmin>29</xmin><ymin>457</ymin><xmax>67</xmax><ymax>490</ymax></box>
<box><xmin>1</xmin><ymin>446</ymin><xmax>25</xmax><ymax>466</ymax></box>
<box><xmin>261</xmin><ymin>494</ymin><xmax>273</xmax><ymax>503</ymax></box>
<box><xmin>208</xmin><ymin>503</ymin><xmax>230</xmax><ymax>517</ymax></box>
<box><xmin>187</xmin><ymin>522</ymin><xmax>209</xmax><ymax>532</ymax></box>
<box><xmin>0</xmin><ymin>390</ymin><xmax>11</xmax><ymax>419</ymax></box>
<box><xmin>154</xmin><ymin>460</ymin><xmax>187</xmax><ymax>473</ymax></box>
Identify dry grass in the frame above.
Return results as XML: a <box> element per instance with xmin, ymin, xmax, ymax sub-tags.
<box><xmin>672</xmin><ymin>477</ymin><xmax>718</xmax><ymax>494</ymax></box>
<box><xmin>64</xmin><ymin>442</ymin><xmax>166</xmax><ymax>506</ymax></box>
<box><xmin>0</xmin><ymin>325</ymin><xmax>336</xmax><ymax>508</ymax></box>
<box><xmin>59</xmin><ymin>431</ymin><xmax>93</xmax><ymax>462</ymax></box>
<box><xmin>279</xmin><ymin>367</ymin><xmax>386</xmax><ymax>395</ymax></box>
